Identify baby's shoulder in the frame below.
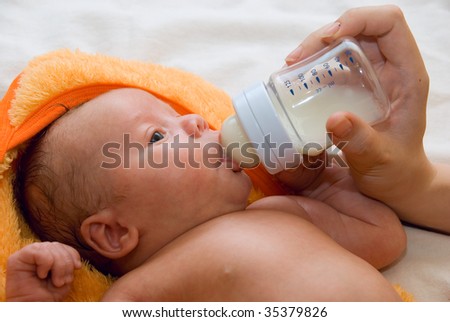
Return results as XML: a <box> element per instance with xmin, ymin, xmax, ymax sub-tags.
<box><xmin>103</xmin><ymin>210</ymin><xmax>319</xmax><ymax>301</ymax></box>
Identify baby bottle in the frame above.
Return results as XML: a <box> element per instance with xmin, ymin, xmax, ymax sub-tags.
<box><xmin>220</xmin><ymin>37</ymin><xmax>390</xmax><ymax>174</ymax></box>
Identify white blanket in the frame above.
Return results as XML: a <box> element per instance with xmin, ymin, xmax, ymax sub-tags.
<box><xmin>0</xmin><ymin>0</ymin><xmax>449</xmax><ymax>301</ymax></box>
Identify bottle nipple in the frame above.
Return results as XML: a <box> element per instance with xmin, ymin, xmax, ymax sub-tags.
<box><xmin>220</xmin><ymin>115</ymin><xmax>259</xmax><ymax>168</ymax></box>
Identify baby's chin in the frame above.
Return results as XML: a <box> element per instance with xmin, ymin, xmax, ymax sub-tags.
<box><xmin>233</xmin><ymin>171</ymin><xmax>254</xmax><ymax>209</ymax></box>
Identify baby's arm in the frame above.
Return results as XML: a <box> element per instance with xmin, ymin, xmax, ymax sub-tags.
<box><xmin>6</xmin><ymin>242</ymin><xmax>81</xmax><ymax>301</ymax></box>
<box><xmin>252</xmin><ymin>164</ymin><xmax>406</xmax><ymax>269</ymax></box>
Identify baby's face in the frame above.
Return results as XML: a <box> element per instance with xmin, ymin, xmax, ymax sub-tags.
<box><xmin>80</xmin><ymin>88</ymin><xmax>252</xmax><ymax>249</ymax></box>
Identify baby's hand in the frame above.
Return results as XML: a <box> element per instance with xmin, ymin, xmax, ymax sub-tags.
<box><xmin>275</xmin><ymin>152</ymin><xmax>326</xmax><ymax>193</ymax></box>
<box><xmin>6</xmin><ymin>242</ymin><xmax>82</xmax><ymax>301</ymax></box>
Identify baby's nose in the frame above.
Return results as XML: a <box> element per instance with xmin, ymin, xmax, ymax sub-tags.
<box><xmin>179</xmin><ymin>114</ymin><xmax>209</xmax><ymax>137</ymax></box>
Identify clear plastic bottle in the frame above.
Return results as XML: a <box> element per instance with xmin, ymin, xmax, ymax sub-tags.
<box><xmin>220</xmin><ymin>37</ymin><xmax>390</xmax><ymax>174</ymax></box>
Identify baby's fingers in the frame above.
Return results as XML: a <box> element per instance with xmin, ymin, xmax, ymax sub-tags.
<box><xmin>23</xmin><ymin>242</ymin><xmax>56</xmax><ymax>280</ymax></box>
<box><xmin>65</xmin><ymin>243</ymin><xmax>82</xmax><ymax>270</ymax></box>
<box><xmin>47</xmin><ymin>243</ymin><xmax>81</xmax><ymax>288</ymax></box>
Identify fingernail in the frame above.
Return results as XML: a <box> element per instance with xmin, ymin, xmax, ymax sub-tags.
<box><xmin>321</xmin><ymin>21</ymin><xmax>341</xmax><ymax>38</ymax></box>
<box><xmin>330</xmin><ymin>115</ymin><xmax>352</xmax><ymax>138</ymax></box>
<box><xmin>285</xmin><ymin>45</ymin><xmax>303</xmax><ymax>64</ymax></box>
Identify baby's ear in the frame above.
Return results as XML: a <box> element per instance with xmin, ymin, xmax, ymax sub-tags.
<box><xmin>80</xmin><ymin>209</ymin><xmax>139</xmax><ymax>259</ymax></box>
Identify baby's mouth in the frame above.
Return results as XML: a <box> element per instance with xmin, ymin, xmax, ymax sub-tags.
<box><xmin>221</xmin><ymin>157</ymin><xmax>243</xmax><ymax>172</ymax></box>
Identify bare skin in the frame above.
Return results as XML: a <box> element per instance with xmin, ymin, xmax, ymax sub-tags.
<box><xmin>8</xmin><ymin>5</ymin><xmax>436</xmax><ymax>302</ymax></box>
<box><xmin>285</xmin><ymin>5</ymin><xmax>450</xmax><ymax>234</ymax></box>
<box><xmin>6</xmin><ymin>88</ymin><xmax>404</xmax><ymax>302</ymax></box>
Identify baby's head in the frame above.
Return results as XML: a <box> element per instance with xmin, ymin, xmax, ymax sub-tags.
<box><xmin>14</xmin><ymin>88</ymin><xmax>252</xmax><ymax>275</ymax></box>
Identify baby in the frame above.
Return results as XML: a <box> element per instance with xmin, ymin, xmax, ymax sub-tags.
<box><xmin>6</xmin><ymin>87</ymin><xmax>405</xmax><ymax>301</ymax></box>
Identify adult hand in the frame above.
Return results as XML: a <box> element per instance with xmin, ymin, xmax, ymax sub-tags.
<box><xmin>285</xmin><ymin>5</ymin><xmax>433</xmax><ymax>212</ymax></box>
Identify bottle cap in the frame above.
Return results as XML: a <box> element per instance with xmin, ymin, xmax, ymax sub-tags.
<box><xmin>232</xmin><ymin>82</ymin><xmax>299</xmax><ymax>174</ymax></box>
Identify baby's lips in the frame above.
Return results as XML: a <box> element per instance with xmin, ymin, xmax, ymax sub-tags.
<box><xmin>230</xmin><ymin>158</ymin><xmax>243</xmax><ymax>172</ymax></box>
<box><xmin>220</xmin><ymin>157</ymin><xmax>243</xmax><ymax>172</ymax></box>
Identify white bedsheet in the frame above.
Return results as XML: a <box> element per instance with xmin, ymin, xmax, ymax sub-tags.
<box><xmin>0</xmin><ymin>0</ymin><xmax>449</xmax><ymax>301</ymax></box>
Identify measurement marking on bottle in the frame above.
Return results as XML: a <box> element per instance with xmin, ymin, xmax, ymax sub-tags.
<box><xmin>349</xmin><ymin>56</ymin><xmax>354</xmax><ymax>64</ymax></box>
<box><xmin>303</xmin><ymin>83</ymin><xmax>309</xmax><ymax>90</ymax></box>
<box><xmin>328</xmin><ymin>70</ymin><xmax>333</xmax><ymax>77</ymax></box>
<box><xmin>316</xmin><ymin>76</ymin><xmax>321</xmax><ymax>84</ymax></box>
<box><xmin>290</xmin><ymin>89</ymin><xmax>295</xmax><ymax>95</ymax></box>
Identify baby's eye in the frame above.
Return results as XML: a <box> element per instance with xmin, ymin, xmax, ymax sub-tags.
<box><xmin>149</xmin><ymin>131</ymin><xmax>165</xmax><ymax>144</ymax></box>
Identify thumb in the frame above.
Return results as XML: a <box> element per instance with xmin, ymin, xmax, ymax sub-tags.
<box><xmin>326</xmin><ymin>112</ymin><xmax>384</xmax><ymax>168</ymax></box>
